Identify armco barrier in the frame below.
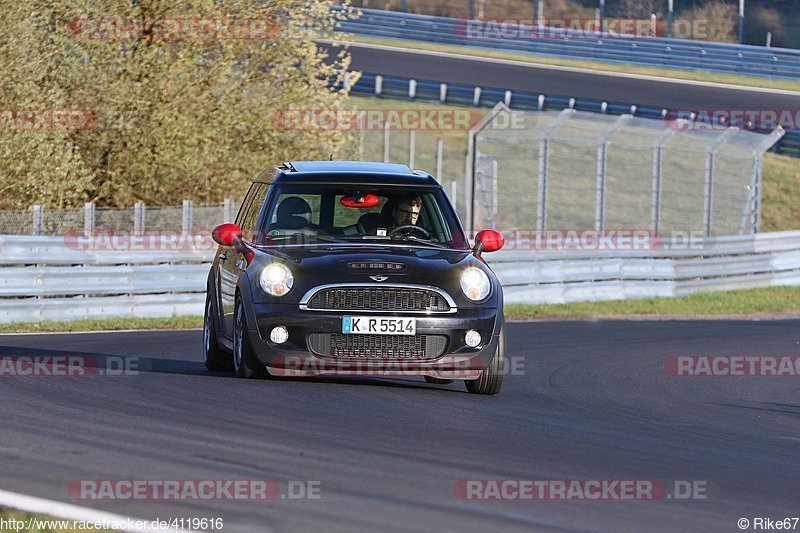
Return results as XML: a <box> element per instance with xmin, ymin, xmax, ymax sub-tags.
<box><xmin>335</xmin><ymin>7</ymin><xmax>800</xmax><ymax>80</ymax></box>
<box><xmin>1</xmin><ymin>231</ymin><xmax>799</xmax><ymax>322</ymax></box>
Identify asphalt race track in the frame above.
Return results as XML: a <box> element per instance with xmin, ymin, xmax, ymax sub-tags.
<box><xmin>322</xmin><ymin>42</ymin><xmax>800</xmax><ymax>111</ymax></box>
<box><xmin>1</xmin><ymin>321</ymin><xmax>799</xmax><ymax>532</ymax></box>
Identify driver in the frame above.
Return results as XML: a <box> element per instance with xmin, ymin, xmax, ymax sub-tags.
<box><xmin>390</xmin><ymin>195</ymin><xmax>422</xmax><ymax>230</ymax></box>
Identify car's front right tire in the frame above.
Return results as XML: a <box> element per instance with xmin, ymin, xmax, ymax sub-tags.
<box><xmin>203</xmin><ymin>292</ymin><xmax>232</xmax><ymax>372</ymax></box>
<box><xmin>233</xmin><ymin>296</ymin><xmax>266</xmax><ymax>379</ymax></box>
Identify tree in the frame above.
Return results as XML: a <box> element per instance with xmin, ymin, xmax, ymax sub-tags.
<box><xmin>683</xmin><ymin>0</ymin><xmax>737</xmax><ymax>42</ymax></box>
<box><xmin>0</xmin><ymin>1</ymin><xmax>359</xmax><ymax>209</ymax></box>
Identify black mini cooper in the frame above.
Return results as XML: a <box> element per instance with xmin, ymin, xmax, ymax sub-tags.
<box><xmin>203</xmin><ymin>161</ymin><xmax>507</xmax><ymax>394</ymax></box>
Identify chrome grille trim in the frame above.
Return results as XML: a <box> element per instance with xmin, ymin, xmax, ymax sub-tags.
<box><xmin>298</xmin><ymin>283</ymin><xmax>458</xmax><ymax>314</ymax></box>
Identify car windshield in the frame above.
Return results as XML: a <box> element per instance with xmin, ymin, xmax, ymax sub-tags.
<box><xmin>252</xmin><ymin>184</ymin><xmax>468</xmax><ymax>249</ymax></box>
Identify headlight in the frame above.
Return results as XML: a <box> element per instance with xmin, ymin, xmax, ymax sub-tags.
<box><xmin>460</xmin><ymin>267</ymin><xmax>490</xmax><ymax>301</ymax></box>
<box><xmin>260</xmin><ymin>263</ymin><xmax>294</xmax><ymax>297</ymax></box>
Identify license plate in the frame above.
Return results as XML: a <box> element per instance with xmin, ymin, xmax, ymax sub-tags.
<box><xmin>342</xmin><ymin>316</ymin><xmax>416</xmax><ymax>335</ymax></box>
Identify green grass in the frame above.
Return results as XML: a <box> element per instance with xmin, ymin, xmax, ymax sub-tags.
<box><xmin>336</xmin><ymin>35</ymin><xmax>800</xmax><ymax>93</ymax></box>
<box><xmin>761</xmin><ymin>152</ymin><xmax>800</xmax><ymax>231</ymax></box>
<box><xmin>0</xmin><ymin>316</ymin><xmax>202</xmax><ymax>334</ymax></box>
<box><xmin>0</xmin><ymin>509</ymin><xmax>116</xmax><ymax>532</ymax></box>
<box><xmin>506</xmin><ymin>286</ymin><xmax>800</xmax><ymax>320</ymax></box>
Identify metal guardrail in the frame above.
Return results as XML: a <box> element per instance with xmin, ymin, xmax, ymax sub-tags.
<box><xmin>336</xmin><ymin>7</ymin><xmax>800</xmax><ymax>80</ymax></box>
<box><xmin>348</xmin><ymin>72</ymin><xmax>800</xmax><ymax>158</ymax></box>
<box><xmin>491</xmin><ymin>230</ymin><xmax>800</xmax><ymax>304</ymax></box>
<box><xmin>0</xmin><ymin>235</ymin><xmax>213</xmax><ymax>323</ymax></box>
<box><xmin>1</xmin><ymin>231</ymin><xmax>799</xmax><ymax>322</ymax></box>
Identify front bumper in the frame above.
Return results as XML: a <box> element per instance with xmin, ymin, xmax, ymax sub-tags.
<box><xmin>245</xmin><ymin>303</ymin><xmax>501</xmax><ymax>379</ymax></box>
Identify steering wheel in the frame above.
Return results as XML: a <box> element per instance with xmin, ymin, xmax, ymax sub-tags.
<box><xmin>389</xmin><ymin>225</ymin><xmax>431</xmax><ymax>239</ymax></box>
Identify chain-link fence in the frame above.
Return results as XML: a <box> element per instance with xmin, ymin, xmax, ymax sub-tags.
<box><xmin>470</xmin><ymin>106</ymin><xmax>784</xmax><ymax>235</ymax></box>
<box><xmin>0</xmin><ymin>201</ymin><xmax>239</xmax><ymax>236</ymax></box>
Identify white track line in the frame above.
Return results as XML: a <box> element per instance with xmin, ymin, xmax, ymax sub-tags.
<box><xmin>0</xmin><ymin>489</ymin><xmax>196</xmax><ymax>532</ymax></box>
<box><xmin>321</xmin><ymin>39</ymin><xmax>800</xmax><ymax>96</ymax></box>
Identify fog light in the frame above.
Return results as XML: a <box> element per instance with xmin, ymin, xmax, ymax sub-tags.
<box><xmin>465</xmin><ymin>329</ymin><xmax>481</xmax><ymax>348</ymax></box>
<box><xmin>270</xmin><ymin>326</ymin><xmax>289</xmax><ymax>344</ymax></box>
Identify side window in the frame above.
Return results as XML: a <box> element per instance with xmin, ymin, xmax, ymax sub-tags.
<box><xmin>268</xmin><ymin>194</ymin><xmax>321</xmax><ymax>226</ymax></box>
<box><xmin>235</xmin><ymin>184</ymin><xmax>257</xmax><ymax>228</ymax></box>
<box><xmin>236</xmin><ymin>183</ymin><xmax>269</xmax><ymax>242</ymax></box>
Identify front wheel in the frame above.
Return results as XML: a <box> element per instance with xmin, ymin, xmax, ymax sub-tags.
<box><xmin>465</xmin><ymin>329</ymin><xmax>505</xmax><ymax>395</ymax></box>
<box><xmin>233</xmin><ymin>297</ymin><xmax>266</xmax><ymax>379</ymax></box>
<box><xmin>203</xmin><ymin>292</ymin><xmax>232</xmax><ymax>372</ymax></box>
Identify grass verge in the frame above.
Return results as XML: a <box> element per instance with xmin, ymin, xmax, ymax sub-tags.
<box><xmin>338</xmin><ymin>35</ymin><xmax>800</xmax><ymax>93</ymax></box>
<box><xmin>1</xmin><ymin>287</ymin><xmax>799</xmax><ymax>333</ymax></box>
<box><xmin>0</xmin><ymin>316</ymin><xmax>203</xmax><ymax>334</ymax></box>
<box><xmin>505</xmin><ymin>286</ymin><xmax>800</xmax><ymax>320</ymax></box>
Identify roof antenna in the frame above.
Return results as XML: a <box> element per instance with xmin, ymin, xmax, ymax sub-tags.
<box><xmin>329</xmin><ymin>154</ymin><xmax>333</xmax><ymax>161</ymax></box>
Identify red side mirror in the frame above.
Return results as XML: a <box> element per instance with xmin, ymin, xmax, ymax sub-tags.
<box><xmin>212</xmin><ymin>223</ymin><xmax>242</xmax><ymax>247</ymax></box>
<box><xmin>474</xmin><ymin>230</ymin><xmax>504</xmax><ymax>253</ymax></box>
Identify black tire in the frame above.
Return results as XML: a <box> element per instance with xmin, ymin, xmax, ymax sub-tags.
<box><xmin>465</xmin><ymin>329</ymin><xmax>505</xmax><ymax>395</ymax></box>
<box><xmin>203</xmin><ymin>292</ymin><xmax>232</xmax><ymax>372</ymax></box>
<box><xmin>233</xmin><ymin>297</ymin><xmax>267</xmax><ymax>379</ymax></box>
<box><xmin>424</xmin><ymin>376</ymin><xmax>454</xmax><ymax>385</ymax></box>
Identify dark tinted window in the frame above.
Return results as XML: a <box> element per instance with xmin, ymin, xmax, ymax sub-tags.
<box><xmin>257</xmin><ymin>184</ymin><xmax>467</xmax><ymax>249</ymax></box>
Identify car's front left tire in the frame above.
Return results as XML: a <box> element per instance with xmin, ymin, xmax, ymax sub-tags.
<box><xmin>465</xmin><ymin>329</ymin><xmax>505</xmax><ymax>395</ymax></box>
<box><xmin>233</xmin><ymin>296</ymin><xmax>267</xmax><ymax>379</ymax></box>
<box><xmin>203</xmin><ymin>291</ymin><xmax>232</xmax><ymax>372</ymax></box>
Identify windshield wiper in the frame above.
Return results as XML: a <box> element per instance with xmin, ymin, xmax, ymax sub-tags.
<box><xmin>389</xmin><ymin>235</ymin><xmax>448</xmax><ymax>248</ymax></box>
<box><xmin>260</xmin><ymin>233</ymin><xmax>345</xmax><ymax>245</ymax></box>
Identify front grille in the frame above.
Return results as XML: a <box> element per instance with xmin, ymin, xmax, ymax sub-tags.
<box><xmin>308</xmin><ymin>333</ymin><xmax>448</xmax><ymax>359</ymax></box>
<box><xmin>307</xmin><ymin>287</ymin><xmax>450</xmax><ymax>312</ymax></box>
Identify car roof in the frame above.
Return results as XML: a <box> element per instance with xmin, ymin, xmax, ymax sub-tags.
<box><xmin>257</xmin><ymin>161</ymin><xmax>440</xmax><ymax>187</ymax></box>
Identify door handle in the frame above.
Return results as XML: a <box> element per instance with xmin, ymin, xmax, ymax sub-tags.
<box><xmin>219</xmin><ymin>252</ymin><xmax>228</xmax><ymax>261</ymax></box>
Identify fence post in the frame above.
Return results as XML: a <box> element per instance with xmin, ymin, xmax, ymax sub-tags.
<box><xmin>134</xmin><ymin>201</ymin><xmax>145</xmax><ymax>235</ymax></box>
<box><xmin>32</xmin><ymin>205</ymin><xmax>43</xmax><ymax>236</ymax></box>
<box><xmin>84</xmin><ymin>202</ymin><xmax>95</xmax><ymax>235</ymax></box>
<box><xmin>383</xmin><ymin>127</ymin><xmax>391</xmax><ymax>163</ymax></box>
<box><xmin>439</xmin><ymin>83</ymin><xmax>447</xmax><ymax>103</ymax></box>
<box><xmin>436</xmin><ymin>138</ymin><xmax>444</xmax><ymax>182</ymax></box>
<box><xmin>409</xmin><ymin>79</ymin><xmax>417</xmax><ymax>99</ymax></box>
<box><xmin>652</xmin><ymin>129</ymin><xmax>674</xmax><ymax>235</ymax></box>
<box><xmin>375</xmin><ymin>75</ymin><xmax>383</xmax><ymax>96</ymax></box>
<box><xmin>224</xmin><ymin>198</ymin><xmax>234</xmax><ymax>223</ymax></box>
<box><xmin>450</xmin><ymin>180</ymin><xmax>458</xmax><ymax>215</ymax></box>
<box><xmin>409</xmin><ymin>130</ymin><xmax>416</xmax><ymax>168</ymax></box>
<box><xmin>182</xmin><ymin>200</ymin><xmax>193</xmax><ymax>235</ymax></box>
<box><xmin>595</xmin><ymin>115</ymin><xmax>633</xmax><ymax>232</ymax></box>
<box><xmin>537</xmin><ymin>138</ymin><xmax>549</xmax><ymax>232</ymax></box>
